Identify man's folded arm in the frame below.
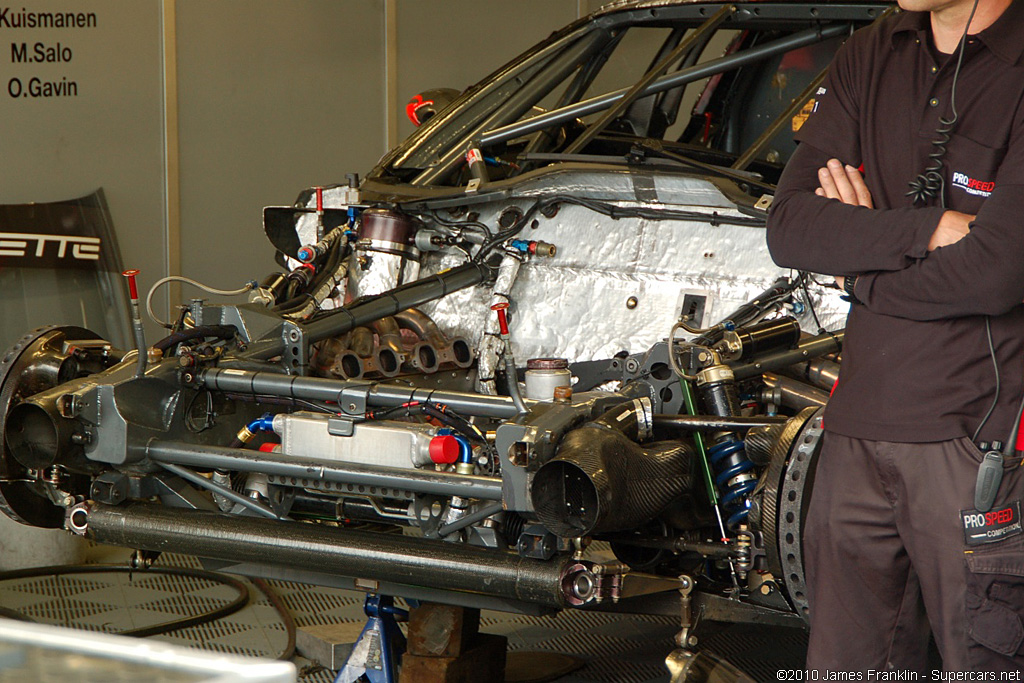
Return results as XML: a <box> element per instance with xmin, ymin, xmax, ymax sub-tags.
<box><xmin>766</xmin><ymin>142</ymin><xmax>945</xmax><ymax>275</ymax></box>
<box><xmin>855</xmin><ymin>184</ymin><xmax>1024</xmax><ymax>320</ymax></box>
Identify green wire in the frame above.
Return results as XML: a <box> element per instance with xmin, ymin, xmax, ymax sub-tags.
<box><xmin>680</xmin><ymin>378</ymin><xmax>719</xmax><ymax>505</ymax></box>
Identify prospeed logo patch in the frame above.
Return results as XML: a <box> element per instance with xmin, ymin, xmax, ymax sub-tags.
<box><xmin>961</xmin><ymin>500</ymin><xmax>1023</xmax><ymax>546</ymax></box>
<box><xmin>951</xmin><ymin>172</ymin><xmax>994</xmax><ymax>198</ymax></box>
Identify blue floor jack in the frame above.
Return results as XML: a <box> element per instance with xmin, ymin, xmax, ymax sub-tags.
<box><xmin>335</xmin><ymin>595</ymin><xmax>409</xmax><ymax>683</ymax></box>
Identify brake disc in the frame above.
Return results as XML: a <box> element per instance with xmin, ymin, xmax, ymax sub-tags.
<box><xmin>752</xmin><ymin>406</ymin><xmax>824</xmax><ymax>622</ymax></box>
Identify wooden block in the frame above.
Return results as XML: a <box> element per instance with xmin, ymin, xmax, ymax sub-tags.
<box><xmin>406</xmin><ymin>603</ymin><xmax>481</xmax><ymax>657</ymax></box>
<box><xmin>399</xmin><ymin>633</ymin><xmax>507</xmax><ymax>683</ymax></box>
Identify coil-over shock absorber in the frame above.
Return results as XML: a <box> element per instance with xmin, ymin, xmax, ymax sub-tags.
<box><xmin>696</xmin><ymin>351</ymin><xmax>757</xmax><ymax>530</ymax></box>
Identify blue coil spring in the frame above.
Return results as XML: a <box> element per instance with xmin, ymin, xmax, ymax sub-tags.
<box><xmin>707</xmin><ymin>438</ymin><xmax>756</xmax><ymax>529</ymax></box>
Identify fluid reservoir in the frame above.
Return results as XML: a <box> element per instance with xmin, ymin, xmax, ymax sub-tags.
<box><xmin>524</xmin><ymin>358</ymin><xmax>571</xmax><ymax>401</ymax></box>
<box><xmin>348</xmin><ymin>209</ymin><xmax>421</xmax><ymax>297</ymax></box>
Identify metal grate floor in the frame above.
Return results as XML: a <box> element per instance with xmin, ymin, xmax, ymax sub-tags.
<box><xmin>0</xmin><ymin>546</ymin><xmax>806</xmax><ymax>682</ymax></box>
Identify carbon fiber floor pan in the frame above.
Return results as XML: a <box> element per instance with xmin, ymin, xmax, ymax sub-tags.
<box><xmin>0</xmin><ymin>547</ymin><xmax>807</xmax><ymax>682</ymax></box>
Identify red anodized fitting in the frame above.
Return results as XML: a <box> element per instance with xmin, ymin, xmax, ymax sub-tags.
<box><xmin>490</xmin><ymin>302</ymin><xmax>510</xmax><ymax>337</ymax></box>
<box><xmin>122</xmin><ymin>269</ymin><xmax>140</xmax><ymax>300</ymax></box>
<box><xmin>429</xmin><ymin>434</ymin><xmax>461</xmax><ymax>465</ymax></box>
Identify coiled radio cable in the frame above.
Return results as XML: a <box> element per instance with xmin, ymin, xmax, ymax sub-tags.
<box><xmin>906</xmin><ymin>0</ymin><xmax>980</xmax><ymax>206</ymax></box>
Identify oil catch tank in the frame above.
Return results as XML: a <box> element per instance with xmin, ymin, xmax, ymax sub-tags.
<box><xmin>349</xmin><ymin>209</ymin><xmax>421</xmax><ymax>297</ymax></box>
<box><xmin>524</xmin><ymin>358</ymin><xmax>571</xmax><ymax>401</ymax></box>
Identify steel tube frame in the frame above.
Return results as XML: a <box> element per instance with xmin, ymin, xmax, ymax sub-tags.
<box><xmin>728</xmin><ymin>3</ymin><xmax>895</xmax><ymax>171</ymax></box>
<box><xmin>437</xmin><ymin>502</ymin><xmax>505</xmax><ymax>538</ymax></box>
<box><xmin>200</xmin><ymin>368</ymin><xmax>530</xmax><ymax>419</ymax></box>
<box><xmin>414</xmin><ymin>29</ymin><xmax>613</xmax><ymax>185</ymax></box>
<box><xmin>82</xmin><ymin>502</ymin><xmax>576</xmax><ymax>608</ymax></box>
<box><xmin>155</xmin><ymin>461</ymin><xmax>285</xmax><ymax>520</ymax></box>
<box><xmin>143</xmin><ymin>440</ymin><xmax>505</xmax><ymax>501</ymax></box>
<box><xmin>731</xmin><ymin>68</ymin><xmax>827</xmax><ymax>172</ymax></box>
<box><xmin>563</xmin><ymin>4</ymin><xmax>735</xmax><ymax>155</ymax></box>
<box><xmin>477</xmin><ymin>23</ymin><xmax>851</xmax><ymax>150</ymax></box>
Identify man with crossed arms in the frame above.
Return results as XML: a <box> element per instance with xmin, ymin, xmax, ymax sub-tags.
<box><xmin>767</xmin><ymin>0</ymin><xmax>1024</xmax><ymax>671</ymax></box>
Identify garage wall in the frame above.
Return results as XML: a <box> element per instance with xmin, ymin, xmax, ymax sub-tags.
<box><xmin>0</xmin><ymin>1</ymin><xmax>594</xmax><ymax>336</ymax></box>
<box><xmin>174</xmin><ymin>0</ymin><xmax>387</xmax><ymax>290</ymax></box>
<box><xmin>0</xmin><ymin>1</ymin><xmax>166</xmax><ymax>342</ymax></box>
<box><xmin>174</xmin><ymin>0</ymin><xmax>586</xmax><ymax>294</ymax></box>
<box><xmin>394</xmin><ymin>0</ymin><xmax>580</xmax><ymax>143</ymax></box>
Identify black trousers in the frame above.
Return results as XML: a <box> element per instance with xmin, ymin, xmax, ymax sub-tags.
<box><xmin>804</xmin><ymin>433</ymin><xmax>1024</xmax><ymax>672</ymax></box>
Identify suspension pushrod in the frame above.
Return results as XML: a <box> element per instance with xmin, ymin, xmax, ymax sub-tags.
<box><xmin>652</xmin><ymin>415</ymin><xmax>788</xmax><ymax>431</ymax></box>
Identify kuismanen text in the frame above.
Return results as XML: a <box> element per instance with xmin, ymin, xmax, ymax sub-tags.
<box><xmin>3</xmin><ymin>7</ymin><xmax>94</xmax><ymax>99</ymax></box>
<box><xmin>0</xmin><ymin>8</ymin><xmax>96</xmax><ymax>29</ymax></box>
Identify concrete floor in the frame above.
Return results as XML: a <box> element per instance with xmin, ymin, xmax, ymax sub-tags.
<box><xmin>0</xmin><ymin>545</ymin><xmax>808</xmax><ymax>682</ymax></box>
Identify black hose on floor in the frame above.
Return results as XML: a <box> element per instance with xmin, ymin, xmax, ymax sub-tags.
<box><xmin>0</xmin><ymin>564</ymin><xmax>249</xmax><ymax>636</ymax></box>
<box><xmin>0</xmin><ymin>563</ymin><xmax>298</xmax><ymax>660</ymax></box>
<box><xmin>251</xmin><ymin>577</ymin><xmax>297</xmax><ymax>661</ymax></box>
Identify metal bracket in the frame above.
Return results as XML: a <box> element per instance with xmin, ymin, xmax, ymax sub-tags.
<box><xmin>568</xmin><ymin>356</ymin><xmax>629</xmax><ymax>392</ymax></box>
<box><xmin>150</xmin><ymin>472</ymin><xmax>220</xmax><ymax>511</ymax></box>
<box><xmin>328</xmin><ymin>416</ymin><xmax>357</xmax><ymax>437</ymax></box>
<box><xmin>516</xmin><ymin>524</ymin><xmax>560</xmax><ymax>560</ymax></box>
<box><xmin>679</xmin><ymin>293</ymin><xmax>708</xmax><ymax>329</ymax></box>
<box><xmin>280</xmin><ymin>321</ymin><xmax>309</xmax><ymax>374</ymax></box>
<box><xmin>338</xmin><ymin>385</ymin><xmax>370</xmax><ymax>416</ymax></box>
<box><xmin>414</xmin><ymin>495</ymin><xmax>449</xmax><ymax>538</ymax></box>
<box><xmin>90</xmin><ymin>471</ymin><xmax>130</xmax><ymax>505</ymax></box>
<box><xmin>622</xmin><ymin>342</ymin><xmax>685</xmax><ymax>414</ymax></box>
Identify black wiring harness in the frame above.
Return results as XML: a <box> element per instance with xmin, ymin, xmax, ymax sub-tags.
<box><xmin>406</xmin><ymin>193</ymin><xmax>768</xmax><ymax>264</ymax></box>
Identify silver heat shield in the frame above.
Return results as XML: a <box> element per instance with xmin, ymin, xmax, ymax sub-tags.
<box><xmin>348</xmin><ymin>251</ymin><xmax>421</xmax><ymax>299</ymax></box>
<box><xmin>305</xmin><ymin>168</ymin><xmax>849</xmax><ymax>364</ymax></box>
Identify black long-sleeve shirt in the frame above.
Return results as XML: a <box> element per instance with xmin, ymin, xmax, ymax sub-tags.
<box><xmin>766</xmin><ymin>4</ymin><xmax>1024</xmax><ymax>443</ymax></box>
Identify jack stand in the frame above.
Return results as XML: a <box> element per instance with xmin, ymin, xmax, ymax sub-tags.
<box><xmin>335</xmin><ymin>595</ymin><xmax>408</xmax><ymax>683</ymax></box>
